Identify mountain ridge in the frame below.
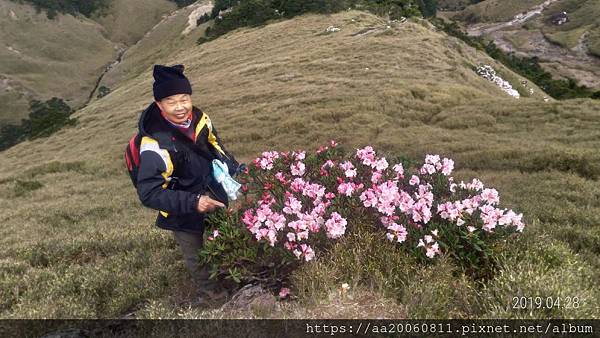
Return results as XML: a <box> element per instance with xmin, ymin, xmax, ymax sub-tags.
<box><xmin>0</xmin><ymin>0</ymin><xmax>179</xmax><ymax>125</ymax></box>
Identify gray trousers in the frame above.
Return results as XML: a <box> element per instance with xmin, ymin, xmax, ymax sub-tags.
<box><xmin>172</xmin><ymin>230</ymin><xmax>209</xmax><ymax>282</ymax></box>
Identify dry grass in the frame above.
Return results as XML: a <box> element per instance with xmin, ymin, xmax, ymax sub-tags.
<box><xmin>454</xmin><ymin>0</ymin><xmax>547</xmax><ymax>23</ymax></box>
<box><xmin>0</xmin><ymin>0</ymin><xmax>176</xmax><ymax>124</ymax></box>
<box><xmin>92</xmin><ymin>0</ymin><xmax>211</xmax><ymax>99</ymax></box>
<box><xmin>90</xmin><ymin>0</ymin><xmax>177</xmax><ymax>46</ymax></box>
<box><xmin>0</xmin><ymin>9</ymin><xmax>598</xmax><ymax>319</ymax></box>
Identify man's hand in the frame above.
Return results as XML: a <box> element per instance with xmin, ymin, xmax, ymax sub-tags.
<box><xmin>196</xmin><ymin>195</ymin><xmax>225</xmax><ymax>213</ymax></box>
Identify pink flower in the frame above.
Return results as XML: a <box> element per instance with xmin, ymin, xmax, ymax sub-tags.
<box><xmin>241</xmin><ymin>144</ymin><xmax>524</xmax><ymax>267</ymax></box>
<box><xmin>293</xmin><ymin>151</ymin><xmax>306</xmax><ymax>161</ymax></box>
<box><xmin>302</xmin><ymin>182</ymin><xmax>326</xmax><ymax>200</ymax></box>
<box><xmin>441</xmin><ymin>158</ymin><xmax>454</xmax><ymax>176</ymax></box>
<box><xmin>359</xmin><ymin>189</ymin><xmax>378</xmax><ymax>208</ymax></box>
<box><xmin>374</xmin><ymin>181</ymin><xmax>401</xmax><ymax>216</ymax></box>
<box><xmin>397</xmin><ymin>191</ymin><xmax>415</xmax><ymax>213</ymax></box>
<box><xmin>479</xmin><ymin>205</ymin><xmax>502</xmax><ymax>232</ymax></box>
<box><xmin>284</xmin><ymin>241</ymin><xmax>295</xmax><ymax>251</ymax></box>
<box><xmin>393</xmin><ymin>163</ymin><xmax>404</xmax><ymax>179</ymax></box>
<box><xmin>321</xmin><ymin>160</ymin><xmax>335</xmax><ymax>175</ymax></box>
<box><xmin>287</xmin><ymin>220</ymin><xmax>305</xmax><ymax>232</ymax></box>
<box><xmin>339</xmin><ymin>161</ymin><xmax>354</xmax><ymax>171</ymax></box>
<box><xmin>374</xmin><ymin>158</ymin><xmax>389</xmax><ymax>171</ymax></box>
<box><xmin>499</xmin><ymin>210</ymin><xmax>525</xmax><ymax>231</ymax></box>
<box><xmin>356</xmin><ymin>146</ymin><xmax>376</xmax><ymax>166</ymax></box>
<box><xmin>425</xmin><ymin>154</ymin><xmax>441</xmax><ymax>166</ymax></box>
<box><xmin>513</xmin><ymin>213</ymin><xmax>525</xmax><ymax>232</ymax></box>
<box><xmin>300</xmin><ymin>244</ymin><xmax>315</xmax><ymax>261</ymax></box>
<box><xmin>207</xmin><ymin>229</ymin><xmax>220</xmax><ymax>241</ymax></box>
<box><xmin>371</xmin><ymin>171</ymin><xmax>382</xmax><ymax>184</ymax></box>
<box><xmin>316</xmin><ymin>145</ymin><xmax>328</xmax><ymax>153</ymax></box>
<box><xmin>279</xmin><ymin>287</ymin><xmax>290</xmax><ymax>299</ymax></box>
<box><xmin>286</xmin><ymin>232</ymin><xmax>296</xmax><ymax>242</ymax></box>
<box><xmin>380</xmin><ymin>215</ymin><xmax>399</xmax><ymax>226</ymax></box>
<box><xmin>296</xmin><ymin>230</ymin><xmax>309</xmax><ymax>241</ymax></box>
<box><xmin>426</xmin><ymin>242</ymin><xmax>440</xmax><ymax>258</ymax></box>
<box><xmin>337</xmin><ymin>182</ymin><xmax>355</xmax><ymax>197</ymax></box>
<box><xmin>466</xmin><ymin>178</ymin><xmax>484</xmax><ymax>191</ymax></box>
<box><xmin>481</xmin><ymin>188</ymin><xmax>499</xmax><ymax>205</ymax></box>
<box><xmin>283</xmin><ymin>195</ymin><xmax>303</xmax><ymax>215</ymax></box>
<box><xmin>449</xmin><ymin>183</ymin><xmax>457</xmax><ymax>193</ymax></box>
<box><xmin>417</xmin><ymin>234</ymin><xmax>441</xmax><ymax>258</ymax></box>
<box><xmin>242</xmin><ymin>209</ymin><xmax>257</xmax><ymax>227</ymax></box>
<box><xmin>275</xmin><ymin>172</ymin><xmax>288</xmax><ymax>184</ymax></box>
<box><xmin>345</xmin><ymin>168</ymin><xmax>357</xmax><ymax>178</ymax></box>
<box><xmin>498</xmin><ymin>209</ymin><xmax>514</xmax><ymax>226</ymax></box>
<box><xmin>386</xmin><ymin>223</ymin><xmax>407</xmax><ymax>243</ymax></box>
<box><xmin>344</xmin><ymin>167</ymin><xmax>356</xmax><ymax>178</ymax></box>
<box><xmin>325</xmin><ymin>212</ymin><xmax>347</xmax><ymax>239</ymax></box>
<box><xmin>420</xmin><ymin>164</ymin><xmax>436</xmax><ymax>175</ymax></box>
<box><xmin>291</xmin><ymin>161</ymin><xmax>306</xmax><ymax>176</ymax></box>
<box><xmin>290</xmin><ymin>178</ymin><xmax>306</xmax><ymax>192</ymax></box>
<box><xmin>256</xmin><ymin>151</ymin><xmax>280</xmax><ymax>170</ymax></box>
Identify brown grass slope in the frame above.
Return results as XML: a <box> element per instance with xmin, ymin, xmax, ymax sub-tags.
<box><xmin>455</xmin><ymin>0</ymin><xmax>547</xmax><ymax>23</ymax></box>
<box><xmin>0</xmin><ymin>0</ymin><xmax>176</xmax><ymax>125</ymax></box>
<box><xmin>0</xmin><ymin>10</ymin><xmax>598</xmax><ymax>319</ymax></box>
<box><xmin>90</xmin><ymin>0</ymin><xmax>178</xmax><ymax>46</ymax></box>
<box><xmin>91</xmin><ymin>1</ymin><xmax>213</xmax><ymax>102</ymax></box>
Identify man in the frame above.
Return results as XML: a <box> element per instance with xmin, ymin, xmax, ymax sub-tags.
<box><xmin>136</xmin><ymin>64</ymin><xmax>240</xmax><ymax>302</ymax></box>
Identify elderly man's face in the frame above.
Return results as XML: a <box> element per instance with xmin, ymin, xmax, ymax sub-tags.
<box><xmin>156</xmin><ymin>93</ymin><xmax>193</xmax><ymax>124</ymax></box>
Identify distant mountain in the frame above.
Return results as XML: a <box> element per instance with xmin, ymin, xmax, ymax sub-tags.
<box><xmin>442</xmin><ymin>0</ymin><xmax>600</xmax><ymax>89</ymax></box>
<box><xmin>0</xmin><ymin>0</ymin><xmax>178</xmax><ymax>126</ymax></box>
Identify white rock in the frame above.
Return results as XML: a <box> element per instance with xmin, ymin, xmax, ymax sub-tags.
<box><xmin>476</xmin><ymin>65</ymin><xmax>520</xmax><ymax>98</ymax></box>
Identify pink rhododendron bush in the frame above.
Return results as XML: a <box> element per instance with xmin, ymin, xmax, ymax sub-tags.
<box><xmin>199</xmin><ymin>141</ymin><xmax>525</xmax><ymax>290</ymax></box>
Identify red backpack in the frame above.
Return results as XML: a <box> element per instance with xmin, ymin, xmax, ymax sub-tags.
<box><xmin>124</xmin><ymin>133</ymin><xmax>142</xmax><ymax>188</ymax></box>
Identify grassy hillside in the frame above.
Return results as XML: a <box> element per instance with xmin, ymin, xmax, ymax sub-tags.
<box><xmin>541</xmin><ymin>0</ymin><xmax>600</xmax><ymax>57</ymax></box>
<box><xmin>0</xmin><ymin>0</ymin><xmax>116</xmax><ymax>125</ymax></box>
<box><xmin>454</xmin><ymin>0</ymin><xmax>546</xmax><ymax>23</ymax></box>
<box><xmin>0</xmin><ymin>0</ymin><xmax>176</xmax><ymax>126</ymax></box>
<box><xmin>437</xmin><ymin>0</ymin><xmax>475</xmax><ymax>11</ymax></box>
<box><xmin>91</xmin><ymin>1</ymin><xmax>212</xmax><ymax>102</ymax></box>
<box><xmin>90</xmin><ymin>0</ymin><xmax>177</xmax><ymax>46</ymax></box>
<box><xmin>0</xmin><ymin>9</ymin><xmax>599</xmax><ymax>319</ymax></box>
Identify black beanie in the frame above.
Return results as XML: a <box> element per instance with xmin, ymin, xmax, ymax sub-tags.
<box><xmin>152</xmin><ymin>64</ymin><xmax>192</xmax><ymax>101</ymax></box>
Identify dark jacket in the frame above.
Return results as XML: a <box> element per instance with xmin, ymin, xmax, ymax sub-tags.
<box><xmin>136</xmin><ymin>101</ymin><xmax>239</xmax><ymax>233</ymax></box>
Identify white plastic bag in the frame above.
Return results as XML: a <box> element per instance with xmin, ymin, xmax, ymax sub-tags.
<box><xmin>212</xmin><ymin>159</ymin><xmax>241</xmax><ymax>201</ymax></box>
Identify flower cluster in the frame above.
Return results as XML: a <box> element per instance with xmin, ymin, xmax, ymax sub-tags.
<box><xmin>237</xmin><ymin>142</ymin><xmax>526</xmax><ymax>263</ymax></box>
<box><xmin>242</xmin><ymin>142</ymin><xmax>348</xmax><ymax>262</ymax></box>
